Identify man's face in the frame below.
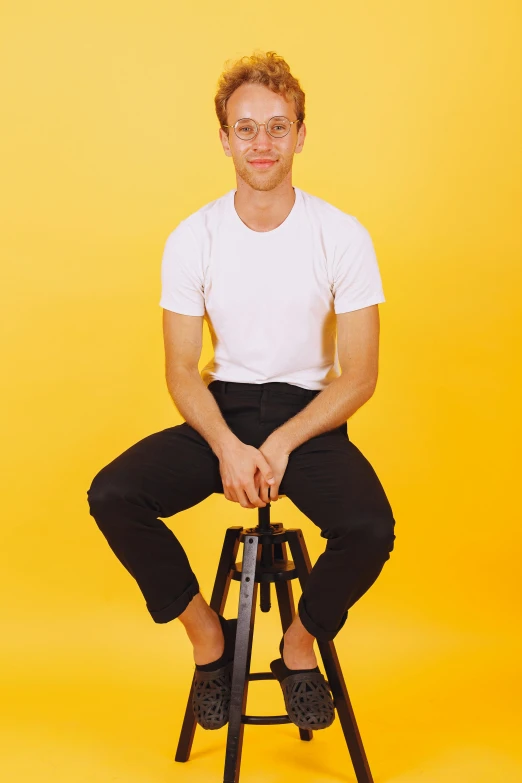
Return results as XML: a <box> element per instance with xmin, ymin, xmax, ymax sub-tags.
<box><xmin>219</xmin><ymin>83</ymin><xmax>306</xmax><ymax>192</ymax></box>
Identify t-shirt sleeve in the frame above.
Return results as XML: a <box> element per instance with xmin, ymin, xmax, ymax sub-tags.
<box><xmin>331</xmin><ymin>219</ymin><xmax>386</xmax><ymax>314</ymax></box>
<box><xmin>159</xmin><ymin>220</ymin><xmax>205</xmax><ymax>316</ymax></box>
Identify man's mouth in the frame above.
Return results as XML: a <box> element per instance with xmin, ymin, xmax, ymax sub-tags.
<box><xmin>248</xmin><ymin>159</ymin><xmax>277</xmax><ymax>169</ymax></box>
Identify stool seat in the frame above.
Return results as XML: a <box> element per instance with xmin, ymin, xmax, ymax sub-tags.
<box><xmin>175</xmin><ymin>501</ymin><xmax>374</xmax><ymax>783</ymax></box>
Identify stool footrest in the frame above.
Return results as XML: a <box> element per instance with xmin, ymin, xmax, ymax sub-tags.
<box><xmin>247</xmin><ymin>671</ymin><xmax>275</xmax><ymax>680</ymax></box>
<box><xmin>246</xmin><ymin>670</ymin><xmax>330</xmax><ymax>688</ymax></box>
<box><xmin>242</xmin><ymin>714</ymin><xmax>292</xmax><ymax>725</ymax></box>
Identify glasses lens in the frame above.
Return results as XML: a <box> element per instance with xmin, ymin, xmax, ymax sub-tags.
<box><xmin>267</xmin><ymin>117</ymin><xmax>291</xmax><ymax>137</ymax></box>
<box><xmin>235</xmin><ymin>119</ymin><xmax>257</xmax><ymax>140</ymax></box>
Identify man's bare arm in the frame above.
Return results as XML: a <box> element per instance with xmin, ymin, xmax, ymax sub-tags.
<box><xmin>162</xmin><ymin>309</ymin><xmax>237</xmax><ymax>459</ymax></box>
<box><xmin>266</xmin><ymin>304</ymin><xmax>380</xmax><ymax>455</ymax></box>
<box><xmin>162</xmin><ymin>309</ymin><xmax>274</xmax><ymax>507</ymax></box>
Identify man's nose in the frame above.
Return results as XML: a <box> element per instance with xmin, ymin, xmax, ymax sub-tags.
<box><xmin>252</xmin><ymin>124</ymin><xmax>273</xmax><ymax>147</ymax></box>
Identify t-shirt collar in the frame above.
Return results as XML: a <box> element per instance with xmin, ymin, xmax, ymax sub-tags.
<box><xmin>229</xmin><ymin>186</ymin><xmax>301</xmax><ymax>235</ymax></box>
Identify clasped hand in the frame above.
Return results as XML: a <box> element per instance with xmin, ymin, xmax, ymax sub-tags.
<box><xmin>219</xmin><ymin>435</ymin><xmax>289</xmax><ymax>508</ymax></box>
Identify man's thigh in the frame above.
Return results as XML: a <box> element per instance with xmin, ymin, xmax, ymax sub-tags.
<box><xmin>88</xmin><ymin>422</ymin><xmax>224</xmax><ymax>517</ymax></box>
<box><xmin>279</xmin><ymin>428</ymin><xmax>395</xmax><ymax>539</ymax></box>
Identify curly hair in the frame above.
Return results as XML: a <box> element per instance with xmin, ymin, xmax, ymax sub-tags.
<box><xmin>215</xmin><ymin>50</ymin><xmax>305</xmax><ymax>133</ymax></box>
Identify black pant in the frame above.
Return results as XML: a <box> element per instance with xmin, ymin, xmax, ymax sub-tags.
<box><xmin>87</xmin><ymin>380</ymin><xmax>396</xmax><ymax>642</ymax></box>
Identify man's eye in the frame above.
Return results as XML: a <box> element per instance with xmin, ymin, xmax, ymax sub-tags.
<box><xmin>239</xmin><ymin>125</ymin><xmax>253</xmax><ymax>132</ymax></box>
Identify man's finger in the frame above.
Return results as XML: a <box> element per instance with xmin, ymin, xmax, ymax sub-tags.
<box><xmin>258</xmin><ymin>478</ymin><xmax>270</xmax><ymax>504</ymax></box>
<box><xmin>244</xmin><ymin>481</ymin><xmax>266</xmax><ymax>507</ymax></box>
<box><xmin>257</xmin><ymin>453</ymin><xmax>276</xmax><ymax>486</ymax></box>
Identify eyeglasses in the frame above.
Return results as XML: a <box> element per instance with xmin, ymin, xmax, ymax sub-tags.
<box><xmin>223</xmin><ymin>116</ymin><xmax>299</xmax><ymax>140</ymax></box>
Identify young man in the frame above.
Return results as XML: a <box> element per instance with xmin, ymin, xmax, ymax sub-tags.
<box><xmin>87</xmin><ymin>51</ymin><xmax>396</xmax><ymax>732</ymax></box>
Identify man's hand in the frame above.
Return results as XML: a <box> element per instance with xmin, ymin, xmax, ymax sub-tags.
<box><xmin>254</xmin><ymin>435</ymin><xmax>290</xmax><ymax>503</ymax></box>
<box><xmin>218</xmin><ymin>438</ymin><xmax>275</xmax><ymax>508</ymax></box>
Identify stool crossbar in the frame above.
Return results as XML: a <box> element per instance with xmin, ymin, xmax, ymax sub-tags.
<box><xmin>174</xmin><ymin>501</ymin><xmax>374</xmax><ymax>783</ymax></box>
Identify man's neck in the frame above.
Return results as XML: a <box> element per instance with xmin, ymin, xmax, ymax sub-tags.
<box><xmin>233</xmin><ymin>180</ymin><xmax>296</xmax><ymax>233</ymax></box>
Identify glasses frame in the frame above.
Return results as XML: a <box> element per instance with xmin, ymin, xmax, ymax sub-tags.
<box><xmin>223</xmin><ymin>115</ymin><xmax>300</xmax><ymax>140</ymax></box>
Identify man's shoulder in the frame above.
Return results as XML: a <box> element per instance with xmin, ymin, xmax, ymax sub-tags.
<box><xmin>182</xmin><ymin>189</ymin><xmax>233</xmax><ymax>231</ymax></box>
<box><xmin>298</xmin><ymin>187</ymin><xmax>364</xmax><ymax>234</ymax></box>
<box><xmin>165</xmin><ymin>190</ymin><xmax>233</xmax><ymax>244</ymax></box>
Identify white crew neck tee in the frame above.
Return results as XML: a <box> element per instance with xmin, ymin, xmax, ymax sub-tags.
<box><xmin>159</xmin><ymin>186</ymin><xmax>385</xmax><ymax>391</ymax></box>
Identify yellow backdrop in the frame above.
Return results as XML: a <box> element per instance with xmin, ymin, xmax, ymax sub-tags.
<box><xmin>2</xmin><ymin>1</ymin><xmax>521</xmax><ymax>781</ymax></box>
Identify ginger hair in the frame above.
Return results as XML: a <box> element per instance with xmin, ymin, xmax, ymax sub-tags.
<box><xmin>215</xmin><ymin>50</ymin><xmax>305</xmax><ymax>133</ymax></box>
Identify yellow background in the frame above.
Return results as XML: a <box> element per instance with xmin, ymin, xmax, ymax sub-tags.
<box><xmin>2</xmin><ymin>1</ymin><xmax>521</xmax><ymax>781</ymax></box>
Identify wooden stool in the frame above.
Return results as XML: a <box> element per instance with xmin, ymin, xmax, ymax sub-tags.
<box><xmin>175</xmin><ymin>499</ymin><xmax>374</xmax><ymax>783</ymax></box>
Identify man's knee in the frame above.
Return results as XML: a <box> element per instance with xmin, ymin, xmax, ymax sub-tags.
<box><xmin>367</xmin><ymin>514</ymin><xmax>396</xmax><ymax>555</ymax></box>
<box><xmin>86</xmin><ymin>464</ymin><xmax>134</xmax><ymax>518</ymax></box>
<box><xmin>327</xmin><ymin>514</ymin><xmax>396</xmax><ymax>558</ymax></box>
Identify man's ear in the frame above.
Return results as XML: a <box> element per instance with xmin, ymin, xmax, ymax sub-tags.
<box><xmin>219</xmin><ymin>127</ymin><xmax>233</xmax><ymax>158</ymax></box>
<box><xmin>295</xmin><ymin>121</ymin><xmax>306</xmax><ymax>154</ymax></box>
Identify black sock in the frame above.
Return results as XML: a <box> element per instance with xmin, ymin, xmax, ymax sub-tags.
<box><xmin>195</xmin><ymin>615</ymin><xmax>235</xmax><ymax>672</ymax></box>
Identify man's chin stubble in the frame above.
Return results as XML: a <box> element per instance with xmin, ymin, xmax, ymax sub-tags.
<box><xmin>239</xmin><ymin>163</ymin><xmax>291</xmax><ymax>191</ymax></box>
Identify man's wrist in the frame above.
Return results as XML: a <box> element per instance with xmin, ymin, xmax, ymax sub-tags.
<box><xmin>210</xmin><ymin>428</ymin><xmax>240</xmax><ymax>460</ymax></box>
<box><xmin>260</xmin><ymin>428</ymin><xmax>292</xmax><ymax>456</ymax></box>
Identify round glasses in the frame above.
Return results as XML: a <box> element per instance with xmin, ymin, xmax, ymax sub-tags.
<box><xmin>223</xmin><ymin>116</ymin><xmax>299</xmax><ymax>140</ymax></box>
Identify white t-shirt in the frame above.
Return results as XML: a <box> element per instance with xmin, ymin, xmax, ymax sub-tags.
<box><xmin>159</xmin><ymin>186</ymin><xmax>385</xmax><ymax>391</ymax></box>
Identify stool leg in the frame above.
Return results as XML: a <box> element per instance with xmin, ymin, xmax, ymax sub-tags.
<box><xmin>273</xmin><ymin>540</ymin><xmax>313</xmax><ymax>742</ymax></box>
<box><xmin>223</xmin><ymin>534</ymin><xmax>258</xmax><ymax>783</ymax></box>
<box><xmin>209</xmin><ymin>526</ymin><xmax>244</xmax><ymax>614</ymax></box>
<box><xmin>175</xmin><ymin>526</ymin><xmax>243</xmax><ymax>764</ymax></box>
<box><xmin>259</xmin><ymin>539</ymin><xmax>273</xmax><ymax>612</ymax></box>
<box><xmin>286</xmin><ymin>529</ymin><xmax>374</xmax><ymax>783</ymax></box>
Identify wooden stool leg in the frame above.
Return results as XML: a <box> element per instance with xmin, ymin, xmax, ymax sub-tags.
<box><xmin>286</xmin><ymin>529</ymin><xmax>374</xmax><ymax>783</ymax></box>
<box><xmin>223</xmin><ymin>534</ymin><xmax>259</xmax><ymax>783</ymax></box>
<box><xmin>273</xmin><ymin>540</ymin><xmax>313</xmax><ymax>743</ymax></box>
<box><xmin>175</xmin><ymin>526</ymin><xmax>243</xmax><ymax>763</ymax></box>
